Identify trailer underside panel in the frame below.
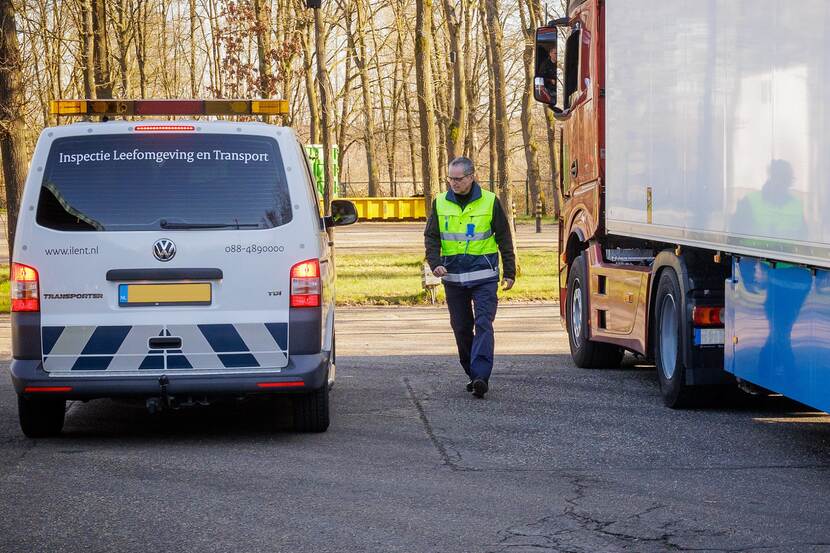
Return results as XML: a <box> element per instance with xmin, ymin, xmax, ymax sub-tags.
<box><xmin>726</xmin><ymin>257</ymin><xmax>830</xmax><ymax>412</ymax></box>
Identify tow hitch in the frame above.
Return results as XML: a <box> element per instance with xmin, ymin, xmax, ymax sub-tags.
<box><xmin>144</xmin><ymin>375</ymin><xmax>210</xmax><ymax>414</ymax></box>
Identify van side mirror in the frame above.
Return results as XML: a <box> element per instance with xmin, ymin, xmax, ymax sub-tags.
<box><xmin>534</xmin><ymin>26</ymin><xmax>559</xmax><ymax>106</ymax></box>
<box><xmin>325</xmin><ymin>199</ymin><xmax>358</xmax><ymax>227</ymax></box>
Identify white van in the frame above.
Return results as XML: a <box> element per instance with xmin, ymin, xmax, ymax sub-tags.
<box><xmin>9</xmin><ymin>100</ymin><xmax>357</xmax><ymax>436</ymax></box>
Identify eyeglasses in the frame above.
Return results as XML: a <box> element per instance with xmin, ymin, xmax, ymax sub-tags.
<box><xmin>447</xmin><ymin>173</ymin><xmax>472</xmax><ymax>183</ymax></box>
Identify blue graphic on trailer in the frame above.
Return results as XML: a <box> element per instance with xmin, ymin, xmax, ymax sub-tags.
<box><xmin>726</xmin><ymin>257</ymin><xmax>830</xmax><ymax>413</ymax></box>
<box><xmin>118</xmin><ymin>285</ymin><xmax>128</xmax><ymax>305</ymax></box>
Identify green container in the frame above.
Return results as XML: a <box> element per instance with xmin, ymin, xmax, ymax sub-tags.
<box><xmin>304</xmin><ymin>144</ymin><xmax>339</xmax><ymax>198</ymax></box>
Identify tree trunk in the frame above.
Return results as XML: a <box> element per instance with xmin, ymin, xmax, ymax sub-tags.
<box><xmin>483</xmin><ymin>0</ymin><xmax>514</xmax><ymax>230</ymax></box>
<box><xmin>402</xmin><ymin>75</ymin><xmax>419</xmax><ymax>193</ymax></box>
<box><xmin>336</xmin><ymin>40</ymin><xmax>352</xmax><ymax>181</ymax></box>
<box><xmin>441</xmin><ymin>0</ymin><xmax>466</xmax><ymax>161</ymax></box>
<box><xmin>478</xmin><ymin>0</ymin><xmax>496</xmax><ymax>191</ymax></box>
<box><xmin>462</xmin><ymin>3</ymin><xmax>476</xmax><ymax>158</ymax></box>
<box><xmin>302</xmin><ymin>18</ymin><xmax>321</xmax><ymax>144</ymax></box>
<box><xmin>394</xmin><ymin>0</ymin><xmax>419</xmax><ymax>191</ymax></box>
<box><xmin>367</xmin><ymin>11</ymin><xmax>395</xmax><ymax>195</ymax></box>
<box><xmin>114</xmin><ymin>0</ymin><xmax>130</xmax><ymax>97</ymax></box>
<box><xmin>336</xmin><ymin>0</ymin><xmax>353</xmax><ymax>185</ymax></box>
<box><xmin>545</xmin><ymin>109</ymin><xmax>561</xmax><ymax>216</ymax></box>
<box><xmin>133</xmin><ymin>0</ymin><xmax>147</xmax><ymax>98</ymax></box>
<box><xmin>92</xmin><ymin>0</ymin><xmax>112</xmax><ymax>98</ymax></box>
<box><xmin>0</xmin><ymin>0</ymin><xmax>27</xmax><ymax>255</ymax></box>
<box><xmin>314</xmin><ymin>7</ymin><xmax>335</xmax><ymax>212</ymax></box>
<box><xmin>429</xmin><ymin>8</ymin><xmax>448</xmax><ymax>179</ymax></box>
<box><xmin>81</xmin><ymin>0</ymin><xmax>96</xmax><ymax>99</ymax></box>
<box><xmin>415</xmin><ymin>0</ymin><xmax>440</xmax><ymax>215</ymax></box>
<box><xmin>189</xmin><ymin>0</ymin><xmax>197</xmax><ymax>97</ymax></box>
<box><xmin>518</xmin><ymin>0</ymin><xmax>541</xmax><ymax>213</ymax></box>
<box><xmin>352</xmin><ymin>0</ymin><xmax>380</xmax><ymax>197</ymax></box>
<box><xmin>253</xmin><ymin>0</ymin><xmax>273</xmax><ymax>98</ymax></box>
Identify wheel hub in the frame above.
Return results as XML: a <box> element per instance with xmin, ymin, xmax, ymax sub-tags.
<box><xmin>571</xmin><ymin>281</ymin><xmax>583</xmax><ymax>345</ymax></box>
<box><xmin>660</xmin><ymin>294</ymin><xmax>679</xmax><ymax>380</ymax></box>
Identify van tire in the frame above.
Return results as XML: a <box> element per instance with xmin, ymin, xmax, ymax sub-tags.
<box><xmin>566</xmin><ymin>252</ymin><xmax>624</xmax><ymax>368</ymax></box>
<box><xmin>18</xmin><ymin>396</ymin><xmax>66</xmax><ymax>438</ymax></box>
<box><xmin>293</xmin><ymin>383</ymin><xmax>330</xmax><ymax>433</ymax></box>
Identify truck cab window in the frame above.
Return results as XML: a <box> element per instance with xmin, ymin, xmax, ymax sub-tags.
<box><xmin>563</xmin><ymin>29</ymin><xmax>581</xmax><ymax>109</ymax></box>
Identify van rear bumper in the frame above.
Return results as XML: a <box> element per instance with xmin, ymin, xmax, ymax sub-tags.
<box><xmin>9</xmin><ymin>352</ymin><xmax>330</xmax><ymax>400</ymax></box>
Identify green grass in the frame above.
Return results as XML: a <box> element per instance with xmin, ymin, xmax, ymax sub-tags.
<box><xmin>0</xmin><ymin>264</ymin><xmax>8</xmax><ymax>312</ymax></box>
<box><xmin>514</xmin><ymin>215</ymin><xmax>557</xmax><ymax>225</ymax></box>
<box><xmin>336</xmin><ymin>250</ymin><xmax>558</xmax><ymax>306</ymax></box>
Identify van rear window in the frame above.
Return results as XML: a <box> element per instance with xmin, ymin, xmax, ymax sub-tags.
<box><xmin>37</xmin><ymin>134</ymin><xmax>292</xmax><ymax>231</ymax></box>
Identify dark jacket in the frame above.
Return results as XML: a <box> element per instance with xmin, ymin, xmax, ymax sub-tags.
<box><xmin>424</xmin><ymin>182</ymin><xmax>516</xmax><ymax>284</ymax></box>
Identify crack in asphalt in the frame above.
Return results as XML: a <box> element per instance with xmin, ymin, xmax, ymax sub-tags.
<box><xmin>402</xmin><ymin>376</ymin><xmax>465</xmax><ymax>471</ymax></box>
<box><xmin>488</xmin><ymin>473</ymin><xmax>830</xmax><ymax>553</ymax></box>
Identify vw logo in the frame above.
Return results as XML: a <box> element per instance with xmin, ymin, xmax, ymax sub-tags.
<box><xmin>153</xmin><ymin>239</ymin><xmax>176</xmax><ymax>262</ymax></box>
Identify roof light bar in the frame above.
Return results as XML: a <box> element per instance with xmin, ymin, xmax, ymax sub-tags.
<box><xmin>49</xmin><ymin>99</ymin><xmax>289</xmax><ymax>117</ymax></box>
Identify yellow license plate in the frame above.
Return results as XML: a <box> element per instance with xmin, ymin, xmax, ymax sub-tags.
<box><xmin>118</xmin><ymin>283</ymin><xmax>211</xmax><ymax>306</ymax></box>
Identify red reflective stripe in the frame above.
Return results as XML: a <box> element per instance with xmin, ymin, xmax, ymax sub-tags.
<box><xmin>257</xmin><ymin>381</ymin><xmax>305</xmax><ymax>388</ymax></box>
<box><xmin>24</xmin><ymin>386</ymin><xmax>72</xmax><ymax>393</ymax></box>
<box><xmin>290</xmin><ymin>295</ymin><xmax>320</xmax><ymax>308</ymax></box>
<box><xmin>12</xmin><ymin>298</ymin><xmax>39</xmax><ymax>312</ymax></box>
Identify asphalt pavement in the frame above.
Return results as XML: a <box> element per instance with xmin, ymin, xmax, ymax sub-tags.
<box><xmin>2</xmin><ymin>305</ymin><xmax>830</xmax><ymax>552</ymax></box>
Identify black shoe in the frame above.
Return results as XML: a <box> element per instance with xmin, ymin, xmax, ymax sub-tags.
<box><xmin>472</xmin><ymin>379</ymin><xmax>488</xmax><ymax>398</ymax></box>
<box><xmin>466</xmin><ymin>380</ymin><xmax>474</xmax><ymax>392</ymax></box>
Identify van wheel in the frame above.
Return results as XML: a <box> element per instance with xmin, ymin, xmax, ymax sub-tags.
<box><xmin>18</xmin><ymin>396</ymin><xmax>66</xmax><ymax>438</ymax></box>
<box><xmin>654</xmin><ymin>269</ymin><xmax>696</xmax><ymax>408</ymax></box>
<box><xmin>293</xmin><ymin>384</ymin><xmax>330</xmax><ymax>433</ymax></box>
<box><xmin>566</xmin><ymin>252</ymin><xmax>624</xmax><ymax>368</ymax></box>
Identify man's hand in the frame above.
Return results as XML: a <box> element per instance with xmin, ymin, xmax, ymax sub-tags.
<box><xmin>502</xmin><ymin>278</ymin><xmax>515</xmax><ymax>291</ymax></box>
<box><xmin>433</xmin><ymin>266</ymin><xmax>447</xmax><ymax>277</ymax></box>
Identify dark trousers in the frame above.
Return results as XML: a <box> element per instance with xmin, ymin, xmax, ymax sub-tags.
<box><xmin>444</xmin><ymin>280</ymin><xmax>499</xmax><ymax>382</ymax></box>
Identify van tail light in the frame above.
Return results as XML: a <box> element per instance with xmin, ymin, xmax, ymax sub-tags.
<box><xmin>11</xmin><ymin>263</ymin><xmax>40</xmax><ymax>312</ymax></box>
<box><xmin>692</xmin><ymin>306</ymin><xmax>723</xmax><ymax>327</ymax></box>
<box><xmin>290</xmin><ymin>259</ymin><xmax>321</xmax><ymax>308</ymax></box>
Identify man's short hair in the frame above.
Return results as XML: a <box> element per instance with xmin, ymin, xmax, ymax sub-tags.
<box><xmin>449</xmin><ymin>156</ymin><xmax>475</xmax><ymax>175</ymax></box>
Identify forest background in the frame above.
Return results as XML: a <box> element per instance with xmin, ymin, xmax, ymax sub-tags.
<box><xmin>0</xmin><ymin>0</ymin><xmax>567</xmax><ymax>251</ymax></box>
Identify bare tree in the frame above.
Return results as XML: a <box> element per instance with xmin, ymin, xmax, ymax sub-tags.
<box><xmin>0</xmin><ymin>0</ymin><xmax>27</xmax><ymax>254</ymax></box>
<box><xmin>350</xmin><ymin>0</ymin><xmax>381</xmax><ymax>196</ymax></box>
<box><xmin>441</xmin><ymin>0</ymin><xmax>467</xmax><ymax>160</ymax></box>
<box><xmin>483</xmin><ymin>0</ymin><xmax>514</xmax><ymax>229</ymax></box>
<box><xmin>314</xmin><ymin>4</ymin><xmax>335</xmax><ymax>210</ymax></box>
<box><xmin>518</xmin><ymin>0</ymin><xmax>541</xmax><ymax>212</ymax></box>
<box><xmin>415</xmin><ymin>0</ymin><xmax>441</xmax><ymax>214</ymax></box>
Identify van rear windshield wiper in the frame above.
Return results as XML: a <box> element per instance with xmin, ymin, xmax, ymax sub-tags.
<box><xmin>160</xmin><ymin>220</ymin><xmax>262</xmax><ymax>229</ymax></box>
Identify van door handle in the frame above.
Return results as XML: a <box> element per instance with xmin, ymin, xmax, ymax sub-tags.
<box><xmin>148</xmin><ymin>337</ymin><xmax>182</xmax><ymax>350</ymax></box>
<box><xmin>570</xmin><ymin>160</ymin><xmax>578</xmax><ymax>179</ymax></box>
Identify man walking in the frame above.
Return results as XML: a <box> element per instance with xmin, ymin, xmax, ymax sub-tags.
<box><xmin>424</xmin><ymin>157</ymin><xmax>516</xmax><ymax>398</ymax></box>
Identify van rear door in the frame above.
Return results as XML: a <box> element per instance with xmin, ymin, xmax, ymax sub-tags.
<box><xmin>30</xmin><ymin>129</ymin><xmax>302</xmax><ymax>375</ymax></box>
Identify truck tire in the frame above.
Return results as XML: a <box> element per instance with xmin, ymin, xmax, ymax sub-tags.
<box><xmin>653</xmin><ymin>269</ymin><xmax>696</xmax><ymax>408</ymax></box>
<box><xmin>18</xmin><ymin>395</ymin><xmax>66</xmax><ymax>438</ymax></box>
<box><xmin>566</xmin><ymin>252</ymin><xmax>624</xmax><ymax>368</ymax></box>
<box><xmin>293</xmin><ymin>383</ymin><xmax>330</xmax><ymax>433</ymax></box>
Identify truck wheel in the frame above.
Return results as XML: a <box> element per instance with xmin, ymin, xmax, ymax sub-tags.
<box><xmin>18</xmin><ymin>395</ymin><xmax>66</xmax><ymax>438</ymax></box>
<box><xmin>654</xmin><ymin>269</ymin><xmax>696</xmax><ymax>408</ymax></box>
<box><xmin>566</xmin><ymin>252</ymin><xmax>624</xmax><ymax>368</ymax></box>
<box><xmin>293</xmin><ymin>383</ymin><xmax>330</xmax><ymax>433</ymax></box>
